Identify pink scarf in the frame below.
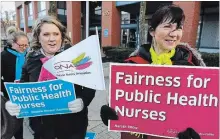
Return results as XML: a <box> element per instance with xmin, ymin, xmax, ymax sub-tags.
<box><xmin>38</xmin><ymin>57</ymin><xmax>56</xmax><ymax>81</ymax></box>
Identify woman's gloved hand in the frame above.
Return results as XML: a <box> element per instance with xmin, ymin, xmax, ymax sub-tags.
<box><xmin>5</xmin><ymin>101</ymin><xmax>21</xmax><ymax>116</ymax></box>
<box><xmin>68</xmin><ymin>98</ymin><xmax>84</xmax><ymax>113</ymax></box>
<box><xmin>100</xmin><ymin>105</ymin><xmax>119</xmax><ymax>126</ymax></box>
<box><xmin>177</xmin><ymin>128</ymin><xmax>201</xmax><ymax>139</ymax></box>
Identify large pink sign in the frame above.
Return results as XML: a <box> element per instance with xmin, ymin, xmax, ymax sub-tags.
<box><xmin>109</xmin><ymin>63</ymin><xmax>219</xmax><ymax>139</ymax></box>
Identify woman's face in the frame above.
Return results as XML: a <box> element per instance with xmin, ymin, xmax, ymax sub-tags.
<box><xmin>39</xmin><ymin>23</ymin><xmax>62</xmax><ymax>56</ymax></box>
<box><xmin>150</xmin><ymin>21</ymin><xmax>183</xmax><ymax>52</ymax></box>
<box><xmin>12</xmin><ymin>36</ymin><xmax>29</xmax><ymax>53</ymax></box>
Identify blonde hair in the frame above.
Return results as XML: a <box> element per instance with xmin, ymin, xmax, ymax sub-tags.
<box><xmin>31</xmin><ymin>16</ymin><xmax>71</xmax><ymax>50</ymax></box>
<box><xmin>6</xmin><ymin>26</ymin><xmax>17</xmax><ymax>37</ymax></box>
<box><xmin>6</xmin><ymin>26</ymin><xmax>27</xmax><ymax>46</ymax></box>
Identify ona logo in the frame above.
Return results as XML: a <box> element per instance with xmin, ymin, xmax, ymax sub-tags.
<box><xmin>54</xmin><ymin>52</ymin><xmax>92</xmax><ymax>72</ymax></box>
<box><xmin>71</xmin><ymin>52</ymin><xmax>92</xmax><ymax>70</ymax></box>
<box><xmin>54</xmin><ymin>61</ymin><xmax>75</xmax><ymax>71</ymax></box>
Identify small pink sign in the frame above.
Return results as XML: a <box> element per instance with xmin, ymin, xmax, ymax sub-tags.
<box><xmin>109</xmin><ymin>63</ymin><xmax>219</xmax><ymax>139</ymax></box>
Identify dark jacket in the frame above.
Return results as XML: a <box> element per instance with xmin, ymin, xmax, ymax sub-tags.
<box><xmin>1</xmin><ymin>46</ymin><xmax>24</xmax><ymax>139</ymax></box>
<box><xmin>20</xmin><ymin>45</ymin><xmax>96</xmax><ymax>138</ymax></box>
<box><xmin>1</xmin><ymin>46</ymin><xmax>17</xmax><ymax>99</ymax></box>
<box><xmin>121</xmin><ymin>43</ymin><xmax>205</xmax><ymax>139</ymax></box>
<box><xmin>126</xmin><ymin>43</ymin><xmax>206</xmax><ymax>66</ymax></box>
<box><xmin>1</xmin><ymin>96</ymin><xmax>23</xmax><ymax>139</ymax></box>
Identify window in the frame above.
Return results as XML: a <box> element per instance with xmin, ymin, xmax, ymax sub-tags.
<box><xmin>57</xmin><ymin>1</ymin><xmax>66</xmax><ymax>9</ymax></box>
<box><xmin>19</xmin><ymin>7</ymin><xmax>24</xmax><ymax>23</ymax></box>
<box><xmin>198</xmin><ymin>6</ymin><xmax>219</xmax><ymax>49</ymax></box>
<box><xmin>38</xmin><ymin>11</ymin><xmax>46</xmax><ymax>17</ymax></box>
<box><xmin>58</xmin><ymin>9</ymin><xmax>65</xmax><ymax>15</ymax></box>
<box><xmin>28</xmin><ymin>2</ymin><xmax>33</xmax><ymax>16</ymax></box>
<box><xmin>38</xmin><ymin>1</ymin><xmax>46</xmax><ymax>17</ymax></box>
<box><xmin>95</xmin><ymin>7</ymin><xmax>101</xmax><ymax>15</ymax></box>
<box><xmin>20</xmin><ymin>7</ymin><xmax>23</xmax><ymax>18</ymax></box>
<box><xmin>38</xmin><ymin>1</ymin><xmax>46</xmax><ymax>11</ymax></box>
<box><xmin>57</xmin><ymin>1</ymin><xmax>66</xmax><ymax>15</ymax></box>
<box><xmin>27</xmin><ymin>2</ymin><xmax>33</xmax><ymax>20</ymax></box>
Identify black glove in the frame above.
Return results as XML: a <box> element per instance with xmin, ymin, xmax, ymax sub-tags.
<box><xmin>100</xmin><ymin>105</ymin><xmax>119</xmax><ymax>126</ymax></box>
<box><xmin>177</xmin><ymin>128</ymin><xmax>201</xmax><ymax>139</ymax></box>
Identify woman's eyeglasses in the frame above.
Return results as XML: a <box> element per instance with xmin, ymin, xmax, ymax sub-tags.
<box><xmin>14</xmin><ymin>42</ymin><xmax>29</xmax><ymax>48</ymax></box>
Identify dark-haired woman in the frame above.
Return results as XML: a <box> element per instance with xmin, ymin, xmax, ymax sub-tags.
<box><xmin>101</xmin><ymin>4</ymin><xmax>203</xmax><ymax>139</ymax></box>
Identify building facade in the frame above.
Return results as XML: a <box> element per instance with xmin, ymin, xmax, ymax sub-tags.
<box><xmin>15</xmin><ymin>1</ymin><xmax>219</xmax><ymax>52</ymax></box>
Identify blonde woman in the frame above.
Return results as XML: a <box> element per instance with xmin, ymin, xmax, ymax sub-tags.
<box><xmin>5</xmin><ymin>16</ymin><xmax>96</xmax><ymax>139</ymax></box>
<box><xmin>1</xmin><ymin>27</ymin><xmax>29</xmax><ymax>139</ymax></box>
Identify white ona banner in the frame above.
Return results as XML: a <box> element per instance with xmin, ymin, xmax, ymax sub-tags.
<box><xmin>43</xmin><ymin>34</ymin><xmax>105</xmax><ymax>90</ymax></box>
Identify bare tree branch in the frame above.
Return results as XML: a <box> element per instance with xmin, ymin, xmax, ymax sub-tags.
<box><xmin>48</xmin><ymin>1</ymin><xmax>57</xmax><ymax>17</ymax></box>
<box><xmin>139</xmin><ymin>1</ymin><xmax>147</xmax><ymax>46</ymax></box>
<box><xmin>1</xmin><ymin>9</ymin><xmax>15</xmax><ymax>38</ymax></box>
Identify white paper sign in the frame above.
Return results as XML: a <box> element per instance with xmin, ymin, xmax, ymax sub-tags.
<box><xmin>43</xmin><ymin>34</ymin><xmax>105</xmax><ymax>90</ymax></box>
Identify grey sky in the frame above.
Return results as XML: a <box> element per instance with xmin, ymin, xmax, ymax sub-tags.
<box><xmin>1</xmin><ymin>1</ymin><xmax>15</xmax><ymax>12</ymax></box>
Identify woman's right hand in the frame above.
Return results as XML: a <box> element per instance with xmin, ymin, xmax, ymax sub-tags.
<box><xmin>5</xmin><ymin>101</ymin><xmax>21</xmax><ymax>116</ymax></box>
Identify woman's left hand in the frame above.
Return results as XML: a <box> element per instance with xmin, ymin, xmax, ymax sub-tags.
<box><xmin>177</xmin><ymin>128</ymin><xmax>201</xmax><ymax>139</ymax></box>
<box><xmin>68</xmin><ymin>98</ymin><xmax>84</xmax><ymax>113</ymax></box>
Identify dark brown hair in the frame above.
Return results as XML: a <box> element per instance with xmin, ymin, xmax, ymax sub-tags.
<box><xmin>150</xmin><ymin>4</ymin><xmax>185</xmax><ymax>31</ymax></box>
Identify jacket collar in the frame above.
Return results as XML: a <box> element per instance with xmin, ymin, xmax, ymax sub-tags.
<box><xmin>129</xmin><ymin>43</ymin><xmax>206</xmax><ymax>66</ymax></box>
<box><xmin>26</xmin><ymin>44</ymin><xmax>72</xmax><ymax>61</ymax></box>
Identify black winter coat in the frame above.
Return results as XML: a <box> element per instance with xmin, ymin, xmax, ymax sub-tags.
<box><xmin>1</xmin><ymin>47</ymin><xmax>19</xmax><ymax>99</ymax></box>
<box><xmin>20</xmin><ymin>45</ymin><xmax>96</xmax><ymax>138</ymax></box>
<box><xmin>1</xmin><ymin>46</ymin><xmax>24</xmax><ymax>139</ymax></box>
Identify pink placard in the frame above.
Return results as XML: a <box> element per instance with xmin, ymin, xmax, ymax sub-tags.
<box><xmin>109</xmin><ymin>63</ymin><xmax>219</xmax><ymax>139</ymax></box>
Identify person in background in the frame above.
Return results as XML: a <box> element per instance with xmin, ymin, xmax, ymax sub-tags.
<box><xmin>1</xmin><ymin>26</ymin><xmax>29</xmax><ymax>139</ymax></box>
<box><xmin>5</xmin><ymin>16</ymin><xmax>96</xmax><ymax>139</ymax></box>
<box><xmin>100</xmin><ymin>4</ymin><xmax>204</xmax><ymax>139</ymax></box>
<box><xmin>6</xmin><ymin>26</ymin><xmax>18</xmax><ymax>37</ymax></box>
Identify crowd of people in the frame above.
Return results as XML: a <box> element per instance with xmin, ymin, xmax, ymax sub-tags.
<box><xmin>1</xmin><ymin>4</ymin><xmax>205</xmax><ymax>139</ymax></box>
